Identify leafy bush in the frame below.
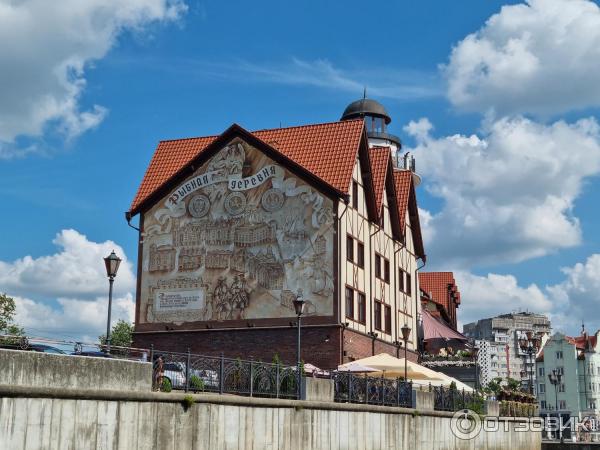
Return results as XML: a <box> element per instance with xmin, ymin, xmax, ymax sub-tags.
<box><xmin>182</xmin><ymin>395</ymin><xmax>194</xmax><ymax>411</ymax></box>
<box><xmin>161</xmin><ymin>378</ymin><xmax>172</xmax><ymax>393</ymax></box>
<box><xmin>190</xmin><ymin>375</ymin><xmax>205</xmax><ymax>391</ymax></box>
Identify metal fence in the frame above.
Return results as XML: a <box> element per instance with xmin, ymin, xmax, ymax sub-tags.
<box><xmin>152</xmin><ymin>350</ymin><xmax>299</xmax><ymax>399</ymax></box>
<box><xmin>332</xmin><ymin>372</ymin><xmax>413</xmax><ymax>408</ymax></box>
<box><xmin>432</xmin><ymin>385</ymin><xmax>481</xmax><ymax>412</ymax></box>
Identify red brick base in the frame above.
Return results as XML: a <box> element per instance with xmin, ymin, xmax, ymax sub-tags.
<box><xmin>133</xmin><ymin>325</ymin><xmax>341</xmax><ymax>370</ymax></box>
<box><xmin>134</xmin><ymin>325</ymin><xmax>418</xmax><ymax>370</ymax></box>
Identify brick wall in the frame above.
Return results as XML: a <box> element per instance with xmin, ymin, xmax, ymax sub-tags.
<box><xmin>133</xmin><ymin>326</ymin><xmax>341</xmax><ymax>370</ymax></box>
<box><xmin>342</xmin><ymin>329</ymin><xmax>418</xmax><ymax>363</ymax></box>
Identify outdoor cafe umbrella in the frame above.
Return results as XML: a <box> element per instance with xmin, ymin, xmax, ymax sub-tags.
<box><xmin>336</xmin><ymin>361</ymin><xmax>379</xmax><ymax>373</ymax></box>
<box><xmin>342</xmin><ymin>353</ymin><xmax>443</xmax><ymax>381</ymax></box>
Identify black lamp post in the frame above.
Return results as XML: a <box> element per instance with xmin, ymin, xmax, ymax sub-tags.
<box><xmin>548</xmin><ymin>369</ymin><xmax>563</xmax><ymax>441</ymax></box>
<box><xmin>519</xmin><ymin>331</ymin><xmax>540</xmax><ymax>394</ymax></box>
<box><xmin>293</xmin><ymin>291</ymin><xmax>306</xmax><ymax>399</ymax></box>
<box><xmin>401</xmin><ymin>324</ymin><xmax>411</xmax><ymax>381</ymax></box>
<box><xmin>103</xmin><ymin>250</ymin><xmax>121</xmax><ymax>353</ymax></box>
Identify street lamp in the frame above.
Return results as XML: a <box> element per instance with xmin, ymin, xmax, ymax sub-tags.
<box><xmin>103</xmin><ymin>250</ymin><xmax>121</xmax><ymax>353</ymax></box>
<box><xmin>401</xmin><ymin>324</ymin><xmax>411</xmax><ymax>382</ymax></box>
<box><xmin>548</xmin><ymin>369</ymin><xmax>563</xmax><ymax>441</ymax></box>
<box><xmin>519</xmin><ymin>331</ymin><xmax>540</xmax><ymax>394</ymax></box>
<box><xmin>293</xmin><ymin>291</ymin><xmax>306</xmax><ymax>399</ymax></box>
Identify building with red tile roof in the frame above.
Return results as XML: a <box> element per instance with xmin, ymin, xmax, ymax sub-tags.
<box><xmin>418</xmin><ymin>272</ymin><xmax>461</xmax><ymax>330</ymax></box>
<box><xmin>127</xmin><ymin>97</ymin><xmax>427</xmax><ymax>368</ymax></box>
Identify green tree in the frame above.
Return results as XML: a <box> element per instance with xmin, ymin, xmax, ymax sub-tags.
<box><xmin>99</xmin><ymin>320</ymin><xmax>133</xmax><ymax>348</ymax></box>
<box><xmin>0</xmin><ymin>293</ymin><xmax>25</xmax><ymax>344</ymax></box>
<box><xmin>0</xmin><ymin>293</ymin><xmax>17</xmax><ymax>332</ymax></box>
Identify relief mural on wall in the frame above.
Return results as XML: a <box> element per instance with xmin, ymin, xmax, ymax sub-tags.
<box><xmin>139</xmin><ymin>138</ymin><xmax>335</xmax><ymax>324</ymax></box>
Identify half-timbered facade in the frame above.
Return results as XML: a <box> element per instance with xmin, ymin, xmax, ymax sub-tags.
<box><xmin>127</xmin><ymin>98</ymin><xmax>426</xmax><ymax>368</ymax></box>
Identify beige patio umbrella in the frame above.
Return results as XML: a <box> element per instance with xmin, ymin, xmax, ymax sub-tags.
<box><xmin>341</xmin><ymin>353</ymin><xmax>444</xmax><ymax>381</ymax></box>
<box><xmin>413</xmin><ymin>375</ymin><xmax>475</xmax><ymax>393</ymax></box>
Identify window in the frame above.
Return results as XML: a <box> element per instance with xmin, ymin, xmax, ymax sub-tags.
<box><xmin>384</xmin><ymin>305</ymin><xmax>391</xmax><ymax>334</ymax></box>
<box><xmin>374</xmin><ymin>301</ymin><xmax>382</xmax><ymax>331</ymax></box>
<box><xmin>375</xmin><ymin>254</ymin><xmax>381</xmax><ymax>278</ymax></box>
<box><xmin>539</xmin><ymin>367</ymin><xmax>545</xmax><ymax>377</ymax></box>
<box><xmin>559</xmin><ymin>400</ymin><xmax>566</xmax><ymax>410</ymax></box>
<box><xmin>539</xmin><ymin>384</ymin><xmax>545</xmax><ymax>393</ymax></box>
<box><xmin>557</xmin><ymin>367</ymin><xmax>564</xmax><ymax>375</ymax></box>
<box><xmin>540</xmin><ymin>401</ymin><xmax>547</xmax><ymax>410</ymax></box>
<box><xmin>357</xmin><ymin>242</ymin><xmax>365</xmax><ymax>268</ymax></box>
<box><xmin>556</xmin><ymin>351</ymin><xmax>563</xmax><ymax>359</ymax></box>
<box><xmin>352</xmin><ymin>180</ymin><xmax>358</xmax><ymax>209</ymax></box>
<box><xmin>345</xmin><ymin>287</ymin><xmax>354</xmax><ymax>320</ymax></box>
<box><xmin>559</xmin><ymin>383</ymin><xmax>565</xmax><ymax>393</ymax></box>
<box><xmin>357</xmin><ymin>293</ymin><xmax>366</xmax><ymax>324</ymax></box>
<box><xmin>375</xmin><ymin>253</ymin><xmax>389</xmax><ymax>283</ymax></box>
<box><xmin>398</xmin><ymin>269</ymin><xmax>405</xmax><ymax>292</ymax></box>
<box><xmin>406</xmin><ymin>272</ymin><xmax>412</xmax><ymax>295</ymax></box>
<box><xmin>346</xmin><ymin>235</ymin><xmax>354</xmax><ymax>263</ymax></box>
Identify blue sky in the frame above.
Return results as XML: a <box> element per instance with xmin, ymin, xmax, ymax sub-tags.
<box><xmin>1</xmin><ymin>0</ymin><xmax>600</xmax><ymax>339</ymax></box>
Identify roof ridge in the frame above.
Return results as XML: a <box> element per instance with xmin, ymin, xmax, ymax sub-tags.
<box><xmin>158</xmin><ymin>118</ymin><xmax>364</xmax><ymax>144</ymax></box>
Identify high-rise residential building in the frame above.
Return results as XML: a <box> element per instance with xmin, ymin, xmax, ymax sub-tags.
<box><xmin>463</xmin><ymin>312</ymin><xmax>551</xmax><ymax>390</ymax></box>
<box><xmin>536</xmin><ymin>331</ymin><xmax>600</xmax><ymax>425</ymax></box>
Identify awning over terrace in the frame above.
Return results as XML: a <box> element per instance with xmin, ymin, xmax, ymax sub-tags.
<box><xmin>421</xmin><ymin>309</ymin><xmax>469</xmax><ymax>351</ymax></box>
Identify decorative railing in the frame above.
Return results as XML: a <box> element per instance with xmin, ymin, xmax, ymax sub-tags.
<box><xmin>154</xmin><ymin>350</ymin><xmax>299</xmax><ymax>399</ymax></box>
<box><xmin>332</xmin><ymin>372</ymin><xmax>413</xmax><ymax>408</ymax></box>
<box><xmin>432</xmin><ymin>385</ymin><xmax>483</xmax><ymax>412</ymax></box>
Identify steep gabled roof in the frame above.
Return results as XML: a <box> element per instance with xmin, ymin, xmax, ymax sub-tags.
<box><xmin>393</xmin><ymin>169</ymin><xmax>426</xmax><ymax>260</ymax></box>
<box><xmin>368</xmin><ymin>147</ymin><xmax>389</xmax><ymax>215</ymax></box>
<box><xmin>129</xmin><ymin>119</ymin><xmax>365</xmax><ymax>215</ymax></box>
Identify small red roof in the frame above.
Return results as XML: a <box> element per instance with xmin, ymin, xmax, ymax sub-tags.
<box><xmin>419</xmin><ymin>272</ymin><xmax>460</xmax><ymax>316</ymax></box>
<box><xmin>566</xmin><ymin>334</ymin><xmax>598</xmax><ymax>351</ymax></box>
<box><xmin>129</xmin><ymin>119</ymin><xmax>365</xmax><ymax>215</ymax></box>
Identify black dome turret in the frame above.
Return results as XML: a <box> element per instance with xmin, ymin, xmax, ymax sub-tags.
<box><xmin>340</xmin><ymin>98</ymin><xmax>391</xmax><ymax>124</ymax></box>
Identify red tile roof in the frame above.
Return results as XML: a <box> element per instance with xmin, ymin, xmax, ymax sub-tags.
<box><xmin>393</xmin><ymin>170</ymin><xmax>412</xmax><ymax>231</ymax></box>
<box><xmin>129</xmin><ymin>119</ymin><xmax>365</xmax><ymax>214</ymax></box>
<box><xmin>566</xmin><ymin>334</ymin><xmax>598</xmax><ymax>351</ymax></box>
<box><xmin>393</xmin><ymin>169</ymin><xmax>426</xmax><ymax>260</ymax></box>
<box><xmin>368</xmin><ymin>147</ymin><xmax>390</xmax><ymax>215</ymax></box>
<box><xmin>419</xmin><ymin>272</ymin><xmax>460</xmax><ymax>328</ymax></box>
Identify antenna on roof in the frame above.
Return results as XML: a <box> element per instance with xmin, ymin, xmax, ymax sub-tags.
<box><xmin>582</xmin><ymin>320</ymin><xmax>586</xmax><ymax>335</ymax></box>
<box><xmin>363</xmin><ymin>86</ymin><xmax>367</xmax><ymax>99</ymax></box>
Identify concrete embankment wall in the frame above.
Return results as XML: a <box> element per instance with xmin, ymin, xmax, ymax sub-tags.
<box><xmin>0</xmin><ymin>349</ymin><xmax>541</xmax><ymax>449</ymax></box>
<box><xmin>0</xmin><ymin>349</ymin><xmax>151</xmax><ymax>392</ymax></box>
<box><xmin>0</xmin><ymin>386</ymin><xmax>540</xmax><ymax>450</ymax></box>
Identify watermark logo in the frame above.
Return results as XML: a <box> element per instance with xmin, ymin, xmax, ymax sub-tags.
<box><xmin>451</xmin><ymin>409</ymin><xmax>482</xmax><ymax>440</ymax></box>
<box><xmin>449</xmin><ymin>409</ymin><xmax>598</xmax><ymax>440</ymax></box>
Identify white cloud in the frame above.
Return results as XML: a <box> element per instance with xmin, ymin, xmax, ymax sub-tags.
<box><xmin>13</xmin><ymin>294</ymin><xmax>135</xmax><ymax>342</ymax></box>
<box><xmin>456</xmin><ymin>270</ymin><xmax>554</xmax><ymax>329</ymax></box>
<box><xmin>457</xmin><ymin>254</ymin><xmax>600</xmax><ymax>335</ymax></box>
<box><xmin>444</xmin><ymin>0</ymin><xmax>600</xmax><ymax>116</ymax></box>
<box><xmin>0</xmin><ymin>229</ymin><xmax>136</xmax><ymax>341</ymax></box>
<box><xmin>406</xmin><ymin>115</ymin><xmax>600</xmax><ymax>268</ymax></box>
<box><xmin>547</xmin><ymin>253</ymin><xmax>600</xmax><ymax>331</ymax></box>
<box><xmin>0</xmin><ymin>0</ymin><xmax>186</xmax><ymax>157</ymax></box>
<box><xmin>0</xmin><ymin>229</ymin><xmax>135</xmax><ymax>298</ymax></box>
